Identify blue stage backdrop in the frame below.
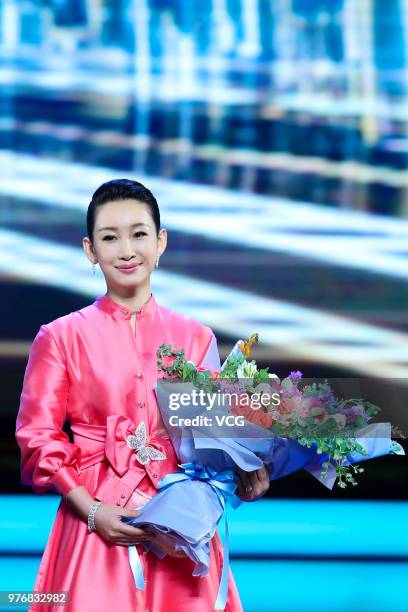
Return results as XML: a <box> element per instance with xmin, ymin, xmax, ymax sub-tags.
<box><xmin>0</xmin><ymin>1</ymin><xmax>407</xmax><ymax>496</ymax></box>
<box><xmin>1</xmin><ymin>3</ymin><xmax>408</xmax><ymax>611</ymax></box>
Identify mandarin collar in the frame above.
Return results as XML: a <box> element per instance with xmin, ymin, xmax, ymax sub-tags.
<box><xmin>94</xmin><ymin>292</ymin><xmax>157</xmax><ymax>320</ymax></box>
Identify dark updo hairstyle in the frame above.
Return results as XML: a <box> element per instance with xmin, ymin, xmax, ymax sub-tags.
<box><xmin>87</xmin><ymin>178</ymin><xmax>161</xmax><ymax>243</ymax></box>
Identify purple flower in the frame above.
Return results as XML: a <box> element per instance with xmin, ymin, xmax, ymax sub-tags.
<box><xmin>289</xmin><ymin>370</ymin><xmax>303</xmax><ymax>384</ymax></box>
<box><xmin>317</xmin><ymin>388</ymin><xmax>336</xmax><ymax>403</ymax></box>
<box><xmin>342</xmin><ymin>404</ymin><xmax>368</xmax><ymax>425</ymax></box>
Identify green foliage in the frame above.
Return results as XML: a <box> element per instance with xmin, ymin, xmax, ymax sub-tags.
<box><xmin>297</xmin><ymin>436</ymin><xmax>367</xmax><ymax>487</ymax></box>
<box><xmin>157</xmin><ymin>339</ymin><xmax>383</xmax><ymax>489</ymax></box>
<box><xmin>222</xmin><ymin>354</ymin><xmax>245</xmax><ymax>380</ymax></box>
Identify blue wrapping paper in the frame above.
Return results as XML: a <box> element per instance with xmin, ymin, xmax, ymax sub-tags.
<box><xmin>124</xmin><ymin>383</ymin><xmax>404</xmax><ymax>604</ymax></box>
<box><xmin>122</xmin><ymin>460</ymin><xmax>240</xmax><ymax>610</ymax></box>
<box><xmin>124</xmin><ymin>464</ymin><xmax>238</xmax><ymax>574</ymax></box>
<box><xmin>122</xmin><ymin>342</ymin><xmax>404</xmax><ymax>610</ymax></box>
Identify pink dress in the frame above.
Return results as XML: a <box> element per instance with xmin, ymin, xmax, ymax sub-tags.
<box><xmin>15</xmin><ymin>293</ymin><xmax>243</xmax><ymax>612</ymax></box>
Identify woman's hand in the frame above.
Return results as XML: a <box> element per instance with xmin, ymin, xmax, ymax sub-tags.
<box><xmin>66</xmin><ymin>486</ymin><xmax>185</xmax><ymax>556</ymax></box>
<box><xmin>94</xmin><ymin>503</ymin><xmax>154</xmax><ymax>546</ymax></box>
<box><xmin>94</xmin><ymin>504</ymin><xmax>187</xmax><ymax>558</ymax></box>
<box><xmin>236</xmin><ymin>465</ymin><xmax>270</xmax><ymax>501</ymax></box>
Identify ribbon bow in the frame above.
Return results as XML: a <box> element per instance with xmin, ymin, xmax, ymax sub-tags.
<box><xmin>158</xmin><ymin>462</ymin><xmax>241</xmax><ymax>510</ymax></box>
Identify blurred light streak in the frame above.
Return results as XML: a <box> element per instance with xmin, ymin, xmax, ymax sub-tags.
<box><xmin>2</xmin><ymin>227</ymin><xmax>408</xmax><ymax>377</ymax></box>
<box><xmin>1</xmin><ymin>151</ymin><xmax>408</xmax><ymax>280</ymax></box>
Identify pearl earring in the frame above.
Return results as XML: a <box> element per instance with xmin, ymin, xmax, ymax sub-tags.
<box><xmin>92</xmin><ymin>262</ymin><xmax>96</xmax><ymax>275</ymax></box>
<box><xmin>155</xmin><ymin>255</ymin><xmax>160</xmax><ymax>269</ymax></box>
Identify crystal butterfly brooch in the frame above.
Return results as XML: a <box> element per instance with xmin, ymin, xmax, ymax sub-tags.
<box><xmin>126</xmin><ymin>421</ymin><xmax>166</xmax><ymax>465</ymax></box>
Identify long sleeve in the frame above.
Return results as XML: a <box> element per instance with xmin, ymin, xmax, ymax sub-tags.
<box><xmin>15</xmin><ymin>324</ymin><xmax>82</xmax><ymax>497</ymax></box>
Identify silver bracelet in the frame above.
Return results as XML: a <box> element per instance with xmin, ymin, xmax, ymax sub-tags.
<box><xmin>87</xmin><ymin>500</ymin><xmax>102</xmax><ymax>533</ymax></box>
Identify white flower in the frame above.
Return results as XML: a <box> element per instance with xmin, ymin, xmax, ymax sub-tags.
<box><xmin>236</xmin><ymin>360</ymin><xmax>258</xmax><ymax>379</ymax></box>
<box><xmin>333</xmin><ymin>414</ymin><xmax>347</xmax><ymax>428</ymax></box>
<box><xmin>253</xmin><ymin>383</ymin><xmax>274</xmax><ymax>407</ymax></box>
<box><xmin>253</xmin><ymin>382</ymin><xmax>273</xmax><ymax>395</ymax></box>
<box><xmin>237</xmin><ymin>360</ymin><xmax>258</xmax><ymax>389</ymax></box>
<box><xmin>281</xmin><ymin>377</ymin><xmax>295</xmax><ymax>392</ymax></box>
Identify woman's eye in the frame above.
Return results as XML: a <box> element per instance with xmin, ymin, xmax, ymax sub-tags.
<box><xmin>102</xmin><ymin>232</ymin><xmax>146</xmax><ymax>241</ymax></box>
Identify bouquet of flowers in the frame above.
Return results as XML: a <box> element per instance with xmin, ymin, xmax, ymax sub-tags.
<box><xmin>123</xmin><ymin>334</ymin><xmax>404</xmax><ymax>610</ymax></box>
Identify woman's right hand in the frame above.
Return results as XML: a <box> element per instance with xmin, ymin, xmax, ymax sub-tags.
<box><xmin>94</xmin><ymin>503</ymin><xmax>188</xmax><ymax>558</ymax></box>
<box><xmin>94</xmin><ymin>503</ymin><xmax>154</xmax><ymax>546</ymax></box>
<box><xmin>68</xmin><ymin>487</ymin><xmax>188</xmax><ymax>557</ymax></box>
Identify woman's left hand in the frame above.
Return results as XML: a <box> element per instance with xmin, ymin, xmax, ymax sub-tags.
<box><xmin>236</xmin><ymin>465</ymin><xmax>270</xmax><ymax>501</ymax></box>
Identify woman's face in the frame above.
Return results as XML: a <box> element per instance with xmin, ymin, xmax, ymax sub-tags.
<box><xmin>83</xmin><ymin>199</ymin><xmax>166</xmax><ymax>292</ymax></box>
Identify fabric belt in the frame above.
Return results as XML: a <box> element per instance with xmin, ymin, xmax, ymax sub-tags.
<box><xmin>71</xmin><ymin>414</ymin><xmax>176</xmax><ymax>507</ymax></box>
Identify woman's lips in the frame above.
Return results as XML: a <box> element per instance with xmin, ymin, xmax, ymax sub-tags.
<box><xmin>116</xmin><ymin>264</ymin><xmax>141</xmax><ymax>274</ymax></box>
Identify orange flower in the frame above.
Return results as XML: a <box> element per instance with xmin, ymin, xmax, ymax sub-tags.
<box><xmin>230</xmin><ymin>395</ymin><xmax>273</xmax><ymax>429</ymax></box>
<box><xmin>238</xmin><ymin>333</ymin><xmax>259</xmax><ymax>359</ymax></box>
<box><xmin>250</xmin><ymin>410</ymin><xmax>273</xmax><ymax>429</ymax></box>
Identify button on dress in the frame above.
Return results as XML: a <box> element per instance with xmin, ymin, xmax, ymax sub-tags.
<box><xmin>16</xmin><ymin>293</ymin><xmax>243</xmax><ymax>612</ymax></box>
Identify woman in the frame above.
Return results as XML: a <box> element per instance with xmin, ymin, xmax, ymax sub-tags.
<box><xmin>16</xmin><ymin>179</ymin><xmax>270</xmax><ymax>611</ymax></box>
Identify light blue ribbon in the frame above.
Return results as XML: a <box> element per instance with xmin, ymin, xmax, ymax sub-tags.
<box><xmin>214</xmin><ymin>511</ymin><xmax>230</xmax><ymax>611</ymax></box>
<box><xmin>158</xmin><ymin>462</ymin><xmax>241</xmax><ymax>510</ymax></box>
<box><xmin>127</xmin><ymin>462</ymin><xmax>240</xmax><ymax>611</ymax></box>
<box><xmin>157</xmin><ymin>462</ymin><xmax>240</xmax><ymax>610</ymax></box>
<box><xmin>128</xmin><ymin>544</ymin><xmax>145</xmax><ymax>589</ymax></box>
